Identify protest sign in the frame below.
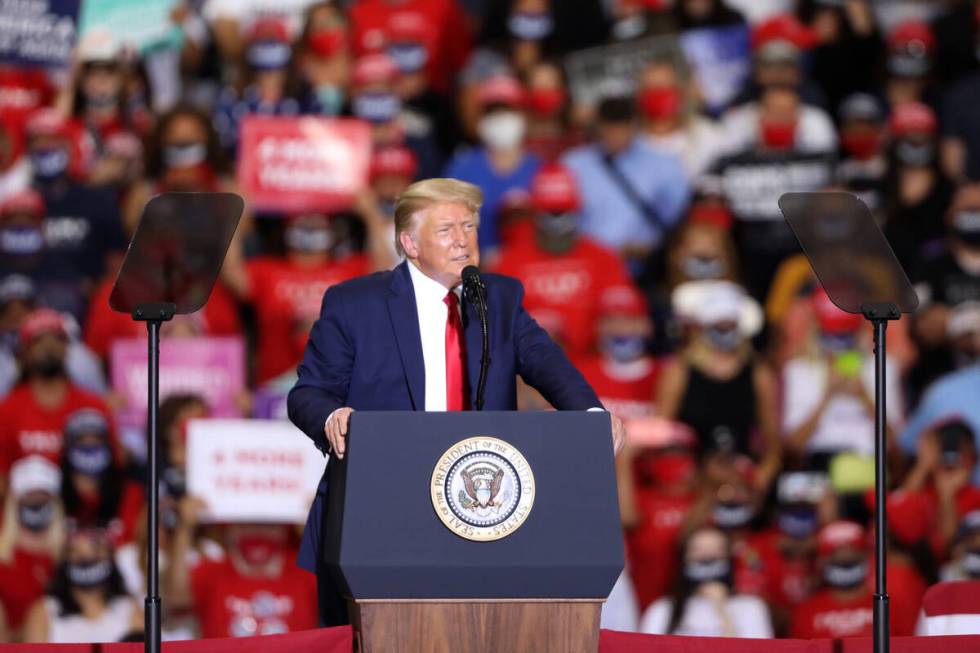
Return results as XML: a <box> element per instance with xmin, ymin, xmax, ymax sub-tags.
<box><xmin>187</xmin><ymin>418</ymin><xmax>326</xmax><ymax>524</ymax></box>
<box><xmin>0</xmin><ymin>0</ymin><xmax>80</xmax><ymax>68</ymax></box>
<box><xmin>564</xmin><ymin>35</ymin><xmax>682</xmax><ymax>107</ymax></box>
<box><xmin>679</xmin><ymin>25</ymin><xmax>751</xmax><ymax>116</ymax></box>
<box><xmin>78</xmin><ymin>0</ymin><xmax>180</xmax><ymax>53</ymax></box>
<box><xmin>110</xmin><ymin>336</ymin><xmax>245</xmax><ymax>432</ymax></box>
<box><xmin>237</xmin><ymin>116</ymin><xmax>372</xmax><ymax>214</ymax></box>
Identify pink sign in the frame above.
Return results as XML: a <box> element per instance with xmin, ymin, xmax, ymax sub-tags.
<box><xmin>110</xmin><ymin>336</ymin><xmax>246</xmax><ymax>430</ymax></box>
<box><xmin>237</xmin><ymin>116</ymin><xmax>372</xmax><ymax>213</ymax></box>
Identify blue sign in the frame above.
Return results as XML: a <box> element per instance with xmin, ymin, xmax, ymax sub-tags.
<box><xmin>0</xmin><ymin>0</ymin><xmax>80</xmax><ymax>68</ymax></box>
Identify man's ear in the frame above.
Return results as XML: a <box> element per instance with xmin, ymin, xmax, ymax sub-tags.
<box><xmin>399</xmin><ymin>230</ymin><xmax>419</xmax><ymax>259</ymax></box>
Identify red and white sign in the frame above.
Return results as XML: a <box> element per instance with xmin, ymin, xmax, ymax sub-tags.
<box><xmin>237</xmin><ymin>116</ymin><xmax>371</xmax><ymax>213</ymax></box>
<box><xmin>187</xmin><ymin>419</ymin><xmax>326</xmax><ymax>524</ymax></box>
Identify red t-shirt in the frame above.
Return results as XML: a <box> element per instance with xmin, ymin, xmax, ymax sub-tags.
<box><xmin>791</xmin><ymin>588</ymin><xmax>874</xmax><ymax>639</ymax></box>
<box><xmin>349</xmin><ymin>0</ymin><xmax>471</xmax><ymax>94</ymax></box>
<box><xmin>492</xmin><ymin>227</ymin><xmax>635</xmax><ymax>357</ymax></box>
<box><xmin>0</xmin><ymin>547</ymin><xmax>55</xmax><ymax>631</ymax></box>
<box><xmin>246</xmin><ymin>255</ymin><xmax>369</xmax><ymax>384</ymax></box>
<box><xmin>83</xmin><ymin>277</ymin><xmax>241</xmax><ymax>358</ymax></box>
<box><xmin>732</xmin><ymin>531</ymin><xmax>773</xmax><ymax>598</ymax></box>
<box><xmin>625</xmin><ymin>490</ymin><xmax>694</xmax><ymax>610</ymax></box>
<box><xmin>754</xmin><ymin>529</ymin><xmax>816</xmax><ymax>607</ymax></box>
<box><xmin>190</xmin><ymin>555</ymin><xmax>318</xmax><ymax>639</ymax></box>
<box><xmin>0</xmin><ymin>383</ymin><xmax>118</xmax><ymax>474</ymax></box>
<box><xmin>574</xmin><ymin>355</ymin><xmax>659</xmax><ymax>418</ymax></box>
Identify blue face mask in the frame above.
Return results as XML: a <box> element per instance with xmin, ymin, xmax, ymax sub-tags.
<box><xmin>352</xmin><ymin>92</ymin><xmax>402</xmax><ymax>124</ymax></box>
<box><xmin>30</xmin><ymin>147</ymin><xmax>69</xmax><ymax>181</ymax></box>
<box><xmin>387</xmin><ymin>43</ymin><xmax>428</xmax><ymax>73</ymax></box>
<box><xmin>314</xmin><ymin>84</ymin><xmax>345</xmax><ymax>116</ymax></box>
<box><xmin>508</xmin><ymin>12</ymin><xmax>554</xmax><ymax>41</ymax></box>
<box><xmin>67</xmin><ymin>443</ymin><xmax>112</xmax><ymax>476</ymax></box>
<box><xmin>601</xmin><ymin>335</ymin><xmax>646</xmax><ymax>363</ymax></box>
<box><xmin>0</xmin><ymin>225</ymin><xmax>44</xmax><ymax>255</ymax></box>
<box><xmin>705</xmin><ymin>325</ymin><xmax>741</xmax><ymax>352</ymax></box>
<box><xmin>778</xmin><ymin>506</ymin><xmax>818</xmax><ymax>538</ymax></box>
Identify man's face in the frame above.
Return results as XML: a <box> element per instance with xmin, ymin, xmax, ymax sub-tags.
<box><xmin>402</xmin><ymin>201</ymin><xmax>479</xmax><ymax>288</ymax></box>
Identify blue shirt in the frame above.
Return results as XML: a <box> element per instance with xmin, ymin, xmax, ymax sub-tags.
<box><xmin>443</xmin><ymin>147</ymin><xmax>540</xmax><ymax>251</ymax></box>
<box><xmin>562</xmin><ymin>138</ymin><xmax>690</xmax><ymax>252</ymax></box>
<box><xmin>899</xmin><ymin>364</ymin><xmax>980</xmax><ymax>482</ymax></box>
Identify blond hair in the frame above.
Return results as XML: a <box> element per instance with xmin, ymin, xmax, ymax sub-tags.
<box><xmin>394</xmin><ymin>178</ymin><xmax>483</xmax><ymax>256</ymax></box>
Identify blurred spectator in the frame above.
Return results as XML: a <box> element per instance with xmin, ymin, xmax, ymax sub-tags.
<box><xmin>0</xmin><ymin>309</ymin><xmax>118</xmax><ymax>476</ymax></box>
<box><xmin>931</xmin><ymin>0</ymin><xmax>980</xmax><ymax>86</ymax></box>
<box><xmin>295</xmin><ymin>2</ymin><xmax>352</xmax><ymax>116</ymax></box>
<box><xmin>0</xmin><ymin>456</ymin><xmax>64</xmax><ymax>640</ymax></box>
<box><xmin>23</xmin><ymin>525</ymin><xmax>141</xmax><ymax>642</ymax></box>
<box><xmin>665</xmin><ymin>209</ymin><xmax>738</xmax><ymax>290</ymax></box>
<box><xmin>940</xmin><ymin>509</ymin><xmax>980</xmax><ymax>581</ymax></box>
<box><xmin>523</xmin><ymin>60</ymin><xmax>579</xmax><ymax>161</ymax></box>
<box><xmin>659</xmin><ymin>281</ymin><xmax>781</xmax><ymax>491</ymax></box>
<box><xmin>492</xmin><ymin>162</ymin><xmax>635</xmax><ymax>356</ymax></box>
<box><xmin>781</xmin><ymin>287</ymin><xmax>903</xmax><ymax>468</ymax></box>
<box><xmin>670</xmin><ymin>0</ymin><xmax>746</xmax><ymax>31</ymax></box>
<box><xmin>791</xmin><ymin>520</ymin><xmax>873</xmax><ymax>638</ymax></box>
<box><xmin>203</xmin><ymin>0</ymin><xmax>321</xmax><ymax>65</ymax></box>
<box><xmin>478</xmin><ymin>0</ymin><xmax>608</xmax><ymax>66</ymax></box>
<box><xmin>358</xmin><ymin>144</ymin><xmax>419</xmax><ymax>268</ymax></box>
<box><xmin>884</xmin><ymin>19</ymin><xmax>938</xmax><ymax>109</ymax></box>
<box><xmin>639</xmin><ymin>525</ymin><xmax>773</xmax><ymax>636</ymax></box>
<box><xmin>562</xmin><ymin>94</ymin><xmax>690</xmax><ymax>273</ymax></box>
<box><xmin>836</xmin><ymin>93</ymin><xmax>888</xmax><ymax>215</ymax></box>
<box><xmin>941</xmin><ymin>64</ymin><xmax>980</xmax><ymax>183</ymax></box>
<box><xmin>445</xmin><ymin>74</ymin><xmax>539</xmax><ymax>255</ymax></box>
<box><xmin>0</xmin><ymin>115</ymin><xmax>30</xmax><ymax>202</ymax></box>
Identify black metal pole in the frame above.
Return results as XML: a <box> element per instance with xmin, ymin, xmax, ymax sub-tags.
<box><xmin>146</xmin><ymin>319</ymin><xmax>162</xmax><ymax>653</ymax></box>
<box><xmin>872</xmin><ymin>318</ymin><xmax>889</xmax><ymax>653</ymax></box>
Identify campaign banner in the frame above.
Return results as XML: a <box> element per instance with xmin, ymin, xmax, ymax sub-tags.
<box><xmin>186</xmin><ymin>418</ymin><xmax>326</xmax><ymax>524</ymax></box>
<box><xmin>0</xmin><ymin>0</ymin><xmax>80</xmax><ymax>68</ymax></box>
<box><xmin>110</xmin><ymin>336</ymin><xmax>245</xmax><ymax>431</ymax></box>
<box><xmin>679</xmin><ymin>25</ymin><xmax>750</xmax><ymax>116</ymax></box>
<box><xmin>78</xmin><ymin>0</ymin><xmax>180</xmax><ymax>53</ymax></box>
<box><xmin>237</xmin><ymin>116</ymin><xmax>372</xmax><ymax>214</ymax></box>
<box><xmin>564</xmin><ymin>34</ymin><xmax>682</xmax><ymax>107</ymax></box>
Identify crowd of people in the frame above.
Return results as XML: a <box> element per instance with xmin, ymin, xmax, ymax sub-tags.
<box><xmin>1</xmin><ymin>0</ymin><xmax>980</xmax><ymax>643</ymax></box>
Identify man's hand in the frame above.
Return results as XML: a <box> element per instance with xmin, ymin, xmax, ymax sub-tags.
<box><xmin>325</xmin><ymin>407</ymin><xmax>355</xmax><ymax>459</ymax></box>
<box><xmin>610</xmin><ymin>413</ymin><xmax>626</xmax><ymax>454</ymax></box>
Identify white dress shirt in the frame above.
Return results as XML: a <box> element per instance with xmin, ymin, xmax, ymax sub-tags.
<box><xmin>407</xmin><ymin>260</ymin><xmax>462</xmax><ymax>412</ymax></box>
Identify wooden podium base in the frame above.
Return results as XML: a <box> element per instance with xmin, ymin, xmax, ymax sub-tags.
<box><xmin>348</xmin><ymin>599</ymin><xmax>603</xmax><ymax>653</ymax></box>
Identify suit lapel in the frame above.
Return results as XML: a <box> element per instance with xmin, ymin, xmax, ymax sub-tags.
<box><xmin>387</xmin><ymin>261</ymin><xmax>425</xmax><ymax>410</ymax></box>
<box><xmin>461</xmin><ymin>293</ymin><xmax>485</xmax><ymax>409</ymax></box>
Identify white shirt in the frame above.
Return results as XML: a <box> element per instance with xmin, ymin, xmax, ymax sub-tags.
<box><xmin>640</xmin><ymin>594</ymin><xmax>774</xmax><ymax>638</ymax></box>
<box><xmin>407</xmin><ymin>260</ymin><xmax>462</xmax><ymax>412</ymax></box>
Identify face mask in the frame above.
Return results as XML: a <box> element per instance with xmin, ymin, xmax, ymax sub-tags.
<box><xmin>0</xmin><ymin>225</ymin><xmax>44</xmax><ymax>255</ymax></box>
<box><xmin>639</xmin><ymin>87</ymin><xmax>682</xmax><ymax>120</ymax></box>
<box><xmin>162</xmin><ymin>465</ymin><xmax>186</xmax><ymax>499</ymax></box>
<box><xmin>68</xmin><ymin>558</ymin><xmax>113</xmax><ymax>588</ymax></box>
<box><xmin>683</xmin><ymin>557</ymin><xmax>733</xmax><ymax>585</ymax></box>
<box><xmin>820</xmin><ymin>331</ymin><xmax>858</xmax><ymax>353</ymax></box>
<box><xmin>236</xmin><ymin>534</ymin><xmax>284</xmax><ymax>566</ymax></box>
<box><xmin>27</xmin><ymin>353</ymin><xmax>65</xmax><ymax>379</ymax></box>
<box><xmin>285</xmin><ymin>225</ymin><xmax>333</xmax><ymax>253</ymax></box>
<box><xmin>387</xmin><ymin>43</ymin><xmax>428</xmax><ymax>74</ymax></box>
<box><xmin>308</xmin><ymin>28</ymin><xmax>346</xmax><ymax>58</ymax></box>
<box><xmin>508</xmin><ymin>12</ymin><xmax>554</xmax><ymax>41</ymax></box>
<box><xmin>314</xmin><ymin>84</ymin><xmax>345</xmax><ymax>116</ymax></box>
<box><xmin>601</xmin><ymin>334</ymin><xmax>646</xmax><ymax>363</ymax></box>
<box><xmin>528</xmin><ymin>88</ymin><xmax>564</xmax><ymax>117</ymax></box>
<box><xmin>953</xmin><ymin>210</ymin><xmax>980</xmax><ymax>246</ymax></box>
<box><xmin>612</xmin><ymin>15</ymin><xmax>647</xmax><ymax>41</ymax></box>
<box><xmin>30</xmin><ymin>147</ymin><xmax>69</xmax><ymax>181</ymax></box>
<box><xmin>536</xmin><ymin>211</ymin><xmax>577</xmax><ymax>238</ymax></box>
<box><xmin>712</xmin><ymin>501</ymin><xmax>754</xmax><ymax>530</ymax></box>
<box><xmin>963</xmin><ymin>549</ymin><xmax>980</xmax><ymax>578</ymax></box>
<box><xmin>894</xmin><ymin>140</ymin><xmax>935</xmax><ymax>167</ymax></box>
<box><xmin>163</xmin><ymin>142</ymin><xmax>207</xmax><ymax>169</ymax></box>
<box><xmin>18</xmin><ymin>500</ymin><xmax>55</xmax><ymax>532</ymax></box>
<box><xmin>681</xmin><ymin>255</ymin><xmax>726</xmax><ymax>280</ymax></box>
<box><xmin>478</xmin><ymin>111</ymin><xmax>526</xmax><ymax>151</ymax></box>
<box><xmin>823</xmin><ymin>558</ymin><xmax>868</xmax><ymax>589</ymax></box>
<box><xmin>778</xmin><ymin>506</ymin><xmax>818</xmax><ymax>538</ymax></box>
<box><xmin>247</xmin><ymin>40</ymin><xmax>291</xmax><ymax>71</ymax></box>
<box><xmin>352</xmin><ymin>92</ymin><xmax>402</xmax><ymax>124</ymax></box>
<box><xmin>705</xmin><ymin>325</ymin><xmax>741</xmax><ymax>352</ymax></box>
<box><xmin>67</xmin><ymin>443</ymin><xmax>112</xmax><ymax>476</ymax></box>
<box><xmin>760</xmin><ymin>120</ymin><xmax>796</xmax><ymax>150</ymax></box>
<box><xmin>85</xmin><ymin>91</ymin><xmax>118</xmax><ymax>110</ymax></box>
<box><xmin>841</xmin><ymin>130</ymin><xmax>880</xmax><ymax>161</ymax></box>
<box><xmin>647</xmin><ymin>452</ymin><xmax>696</xmax><ymax>486</ymax></box>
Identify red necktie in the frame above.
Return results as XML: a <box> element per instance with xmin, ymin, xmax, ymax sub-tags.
<box><xmin>444</xmin><ymin>291</ymin><xmax>469</xmax><ymax>411</ymax></box>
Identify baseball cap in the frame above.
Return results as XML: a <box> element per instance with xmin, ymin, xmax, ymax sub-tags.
<box><xmin>887</xmin><ymin>20</ymin><xmax>934</xmax><ymax>77</ymax></box>
<box><xmin>812</xmin><ymin>287</ymin><xmax>862</xmax><ymax>334</ymax></box>
<box><xmin>889</xmin><ymin>102</ymin><xmax>937</xmax><ymax>138</ymax></box>
<box><xmin>19</xmin><ymin>308</ymin><xmax>68</xmax><ymax>344</ymax></box>
<box><xmin>370</xmin><ymin>145</ymin><xmax>418</xmax><ymax>180</ymax></box>
<box><xmin>9</xmin><ymin>455</ymin><xmax>62</xmax><ymax>497</ymax></box>
<box><xmin>530</xmin><ymin>162</ymin><xmax>579</xmax><ymax>213</ymax></box>
<box><xmin>478</xmin><ymin>75</ymin><xmax>525</xmax><ymax>108</ymax></box>
<box><xmin>599</xmin><ymin>285</ymin><xmax>648</xmax><ymax>318</ymax></box>
<box><xmin>0</xmin><ymin>189</ymin><xmax>45</xmax><ymax>218</ymax></box>
<box><xmin>817</xmin><ymin>520</ymin><xmax>867</xmax><ymax>557</ymax></box>
<box><xmin>751</xmin><ymin>15</ymin><xmax>819</xmax><ymax>52</ymax></box>
<box><xmin>672</xmin><ymin>280</ymin><xmax>763</xmax><ymax>336</ymax></box>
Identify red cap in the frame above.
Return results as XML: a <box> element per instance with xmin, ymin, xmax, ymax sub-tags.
<box><xmin>600</xmin><ymin>285</ymin><xmax>648</xmax><ymax>318</ymax></box>
<box><xmin>888</xmin><ymin>20</ymin><xmax>935</xmax><ymax>52</ymax></box>
<box><xmin>248</xmin><ymin>18</ymin><xmax>290</xmax><ymax>43</ymax></box>
<box><xmin>352</xmin><ymin>54</ymin><xmax>400</xmax><ymax>87</ymax></box>
<box><xmin>688</xmin><ymin>203</ymin><xmax>733</xmax><ymax>230</ymax></box>
<box><xmin>817</xmin><ymin>520</ymin><xmax>867</xmax><ymax>557</ymax></box>
<box><xmin>530</xmin><ymin>162</ymin><xmax>579</xmax><ymax>213</ymax></box>
<box><xmin>812</xmin><ymin>286</ymin><xmax>862</xmax><ymax>334</ymax></box>
<box><xmin>0</xmin><ymin>189</ymin><xmax>45</xmax><ymax>218</ymax></box>
<box><xmin>19</xmin><ymin>308</ymin><xmax>67</xmax><ymax>344</ymax></box>
<box><xmin>24</xmin><ymin>108</ymin><xmax>71</xmax><ymax>139</ymax></box>
<box><xmin>751</xmin><ymin>14</ymin><xmax>819</xmax><ymax>51</ymax></box>
<box><xmin>863</xmin><ymin>489</ymin><xmax>932</xmax><ymax>546</ymax></box>
<box><xmin>889</xmin><ymin>102</ymin><xmax>937</xmax><ymax>137</ymax></box>
<box><xmin>478</xmin><ymin>75</ymin><xmax>525</xmax><ymax>108</ymax></box>
<box><xmin>370</xmin><ymin>145</ymin><xmax>417</xmax><ymax>179</ymax></box>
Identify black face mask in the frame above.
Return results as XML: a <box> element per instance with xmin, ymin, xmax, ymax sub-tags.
<box><xmin>18</xmin><ymin>500</ymin><xmax>55</xmax><ymax>532</ymax></box>
<box><xmin>952</xmin><ymin>210</ymin><xmax>980</xmax><ymax>247</ymax></box>
<box><xmin>67</xmin><ymin>558</ymin><xmax>113</xmax><ymax>589</ymax></box>
<box><xmin>823</xmin><ymin>558</ymin><xmax>868</xmax><ymax>589</ymax></box>
<box><xmin>27</xmin><ymin>353</ymin><xmax>65</xmax><ymax>379</ymax></box>
<box><xmin>683</xmin><ymin>557</ymin><xmax>733</xmax><ymax>587</ymax></box>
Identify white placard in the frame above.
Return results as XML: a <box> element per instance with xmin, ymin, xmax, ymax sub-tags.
<box><xmin>187</xmin><ymin>418</ymin><xmax>327</xmax><ymax>524</ymax></box>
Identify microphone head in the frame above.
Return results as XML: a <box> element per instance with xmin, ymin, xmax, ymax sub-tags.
<box><xmin>461</xmin><ymin>265</ymin><xmax>481</xmax><ymax>285</ymax></box>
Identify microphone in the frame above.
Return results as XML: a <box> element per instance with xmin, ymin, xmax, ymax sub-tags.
<box><xmin>461</xmin><ymin>265</ymin><xmax>490</xmax><ymax>411</ymax></box>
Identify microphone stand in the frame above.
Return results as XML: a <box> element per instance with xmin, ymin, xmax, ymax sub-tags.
<box><xmin>464</xmin><ymin>276</ymin><xmax>490</xmax><ymax>411</ymax></box>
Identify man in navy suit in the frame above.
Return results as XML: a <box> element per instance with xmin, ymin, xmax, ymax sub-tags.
<box><xmin>287</xmin><ymin>178</ymin><xmax>625</xmax><ymax>625</ymax></box>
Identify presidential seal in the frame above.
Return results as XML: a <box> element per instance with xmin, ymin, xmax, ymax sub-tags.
<box><xmin>430</xmin><ymin>437</ymin><xmax>535</xmax><ymax>542</ymax></box>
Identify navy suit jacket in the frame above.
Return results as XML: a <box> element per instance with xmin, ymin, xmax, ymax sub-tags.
<box><xmin>287</xmin><ymin>260</ymin><xmax>601</xmax><ymax>572</ymax></box>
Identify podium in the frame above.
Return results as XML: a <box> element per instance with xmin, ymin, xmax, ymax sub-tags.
<box><xmin>323</xmin><ymin>411</ymin><xmax>624</xmax><ymax>653</ymax></box>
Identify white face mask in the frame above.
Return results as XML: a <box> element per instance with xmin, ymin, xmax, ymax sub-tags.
<box><xmin>477</xmin><ymin>111</ymin><xmax>526</xmax><ymax>152</ymax></box>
